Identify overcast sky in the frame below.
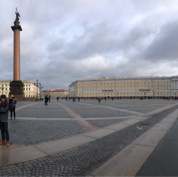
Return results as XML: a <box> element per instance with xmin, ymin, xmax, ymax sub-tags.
<box><xmin>0</xmin><ymin>0</ymin><xmax>178</xmax><ymax>90</ymax></box>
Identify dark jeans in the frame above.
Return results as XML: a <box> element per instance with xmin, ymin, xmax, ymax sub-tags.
<box><xmin>11</xmin><ymin>108</ymin><xmax>16</xmax><ymax>118</ymax></box>
<box><xmin>0</xmin><ymin>122</ymin><xmax>9</xmax><ymax>141</ymax></box>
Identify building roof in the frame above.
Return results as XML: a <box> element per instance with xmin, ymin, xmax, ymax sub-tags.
<box><xmin>51</xmin><ymin>89</ymin><xmax>69</xmax><ymax>92</ymax></box>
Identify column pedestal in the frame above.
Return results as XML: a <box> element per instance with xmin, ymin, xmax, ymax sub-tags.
<box><xmin>9</xmin><ymin>81</ymin><xmax>25</xmax><ymax>100</ymax></box>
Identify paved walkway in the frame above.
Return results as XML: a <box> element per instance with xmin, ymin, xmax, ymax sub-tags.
<box><xmin>0</xmin><ymin>99</ymin><xmax>178</xmax><ymax>176</ymax></box>
<box><xmin>136</xmin><ymin>117</ymin><xmax>178</xmax><ymax>176</ymax></box>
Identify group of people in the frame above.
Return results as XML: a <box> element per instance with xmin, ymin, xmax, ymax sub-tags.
<box><xmin>0</xmin><ymin>95</ymin><xmax>17</xmax><ymax>147</ymax></box>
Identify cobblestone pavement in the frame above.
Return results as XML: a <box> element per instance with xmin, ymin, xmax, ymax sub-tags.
<box><xmin>0</xmin><ymin>104</ymin><xmax>178</xmax><ymax>176</ymax></box>
<box><xmin>6</xmin><ymin>99</ymin><xmax>178</xmax><ymax>146</ymax></box>
<box><xmin>64</xmin><ymin>99</ymin><xmax>177</xmax><ymax>114</ymax></box>
<box><xmin>87</xmin><ymin>118</ymin><xmax>128</xmax><ymax>128</ymax></box>
<box><xmin>8</xmin><ymin>120</ymin><xmax>87</xmax><ymax>146</ymax></box>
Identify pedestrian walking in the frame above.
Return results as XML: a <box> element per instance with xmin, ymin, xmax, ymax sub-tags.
<box><xmin>0</xmin><ymin>95</ymin><xmax>10</xmax><ymax>147</ymax></box>
<box><xmin>57</xmin><ymin>97</ymin><xmax>59</xmax><ymax>102</ymax></box>
<box><xmin>49</xmin><ymin>95</ymin><xmax>51</xmax><ymax>102</ymax></box>
<box><xmin>78</xmin><ymin>97</ymin><xmax>80</xmax><ymax>102</ymax></box>
<box><xmin>105</xmin><ymin>97</ymin><xmax>106</xmax><ymax>101</ymax></box>
<box><xmin>98</xmin><ymin>97</ymin><xmax>101</xmax><ymax>103</ymax></box>
<box><xmin>66</xmin><ymin>97</ymin><xmax>67</xmax><ymax>101</ymax></box>
<box><xmin>9</xmin><ymin>95</ymin><xmax>17</xmax><ymax>120</ymax></box>
<box><xmin>45</xmin><ymin>95</ymin><xmax>49</xmax><ymax>105</ymax></box>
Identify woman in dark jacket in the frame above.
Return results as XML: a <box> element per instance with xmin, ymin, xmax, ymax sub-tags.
<box><xmin>0</xmin><ymin>95</ymin><xmax>10</xmax><ymax>147</ymax></box>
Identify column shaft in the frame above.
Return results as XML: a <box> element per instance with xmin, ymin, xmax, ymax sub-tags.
<box><xmin>13</xmin><ymin>29</ymin><xmax>20</xmax><ymax>80</ymax></box>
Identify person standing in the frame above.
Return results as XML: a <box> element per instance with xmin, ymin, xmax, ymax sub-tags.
<box><xmin>45</xmin><ymin>95</ymin><xmax>49</xmax><ymax>105</ymax></box>
<box><xmin>98</xmin><ymin>97</ymin><xmax>101</xmax><ymax>103</ymax></box>
<box><xmin>9</xmin><ymin>95</ymin><xmax>17</xmax><ymax>120</ymax></box>
<box><xmin>57</xmin><ymin>97</ymin><xmax>59</xmax><ymax>102</ymax></box>
<box><xmin>49</xmin><ymin>95</ymin><xmax>51</xmax><ymax>102</ymax></box>
<box><xmin>0</xmin><ymin>95</ymin><xmax>10</xmax><ymax>147</ymax></box>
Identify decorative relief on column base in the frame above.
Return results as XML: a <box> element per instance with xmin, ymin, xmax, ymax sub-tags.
<box><xmin>9</xmin><ymin>80</ymin><xmax>25</xmax><ymax>100</ymax></box>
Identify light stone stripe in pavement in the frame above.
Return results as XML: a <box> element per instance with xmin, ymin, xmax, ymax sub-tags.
<box><xmin>146</xmin><ymin>102</ymin><xmax>178</xmax><ymax>116</ymax></box>
<box><xmin>57</xmin><ymin>102</ymin><xmax>98</xmax><ymax>132</ymax></box>
<box><xmin>89</xmin><ymin>108</ymin><xmax>178</xmax><ymax>176</ymax></box>
<box><xmin>15</xmin><ymin>102</ymin><xmax>38</xmax><ymax>112</ymax></box>
<box><xmin>13</xmin><ymin>115</ymin><xmax>135</xmax><ymax>120</ymax></box>
<box><xmin>76</xmin><ymin>102</ymin><xmax>145</xmax><ymax>116</ymax></box>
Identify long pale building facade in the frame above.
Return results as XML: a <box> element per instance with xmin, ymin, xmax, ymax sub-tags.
<box><xmin>0</xmin><ymin>80</ymin><xmax>39</xmax><ymax>98</ymax></box>
<box><xmin>69</xmin><ymin>76</ymin><xmax>178</xmax><ymax>98</ymax></box>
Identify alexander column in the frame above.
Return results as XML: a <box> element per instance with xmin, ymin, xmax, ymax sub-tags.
<box><xmin>9</xmin><ymin>8</ymin><xmax>24</xmax><ymax>99</ymax></box>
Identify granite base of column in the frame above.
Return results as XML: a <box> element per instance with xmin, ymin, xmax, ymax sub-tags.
<box><xmin>9</xmin><ymin>80</ymin><xmax>25</xmax><ymax>100</ymax></box>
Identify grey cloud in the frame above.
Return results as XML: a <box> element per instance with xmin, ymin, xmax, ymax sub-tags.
<box><xmin>1</xmin><ymin>0</ymin><xmax>178</xmax><ymax>90</ymax></box>
<box><xmin>143</xmin><ymin>20</ymin><xmax>178</xmax><ymax>61</ymax></box>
